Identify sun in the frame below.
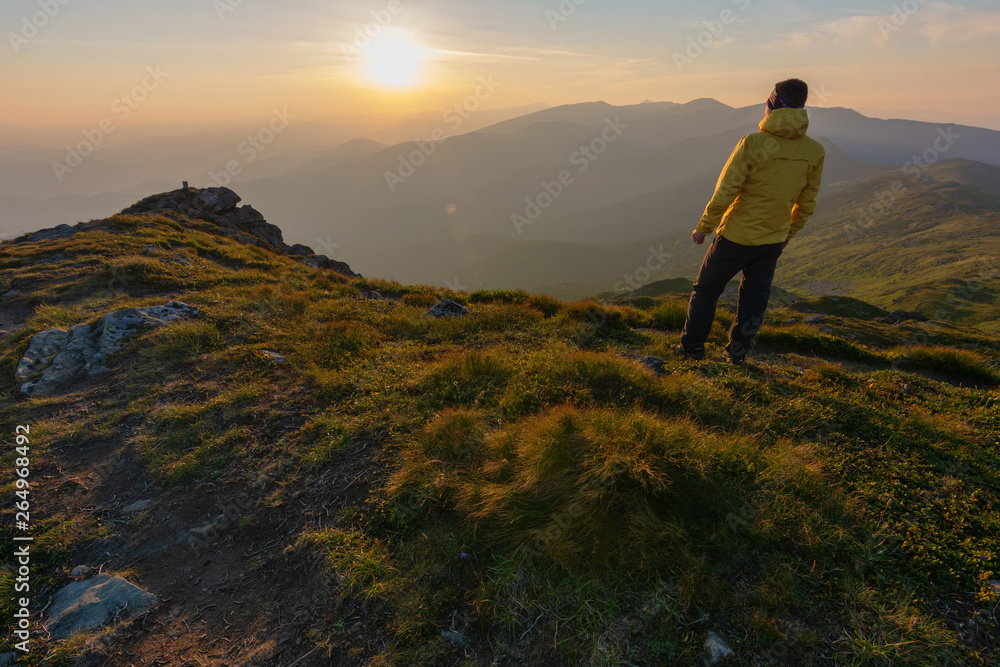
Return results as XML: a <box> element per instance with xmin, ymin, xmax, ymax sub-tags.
<box><xmin>364</xmin><ymin>30</ymin><xmax>427</xmax><ymax>89</ymax></box>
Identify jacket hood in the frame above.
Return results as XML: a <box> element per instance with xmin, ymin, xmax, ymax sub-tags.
<box><xmin>759</xmin><ymin>107</ymin><xmax>810</xmax><ymax>139</ymax></box>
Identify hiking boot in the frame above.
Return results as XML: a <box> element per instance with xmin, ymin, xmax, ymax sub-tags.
<box><xmin>722</xmin><ymin>349</ymin><xmax>746</xmax><ymax>366</ymax></box>
<box><xmin>672</xmin><ymin>343</ymin><xmax>705</xmax><ymax>361</ymax></box>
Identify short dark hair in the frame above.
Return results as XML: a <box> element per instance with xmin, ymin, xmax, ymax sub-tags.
<box><xmin>775</xmin><ymin>79</ymin><xmax>809</xmax><ymax>108</ymax></box>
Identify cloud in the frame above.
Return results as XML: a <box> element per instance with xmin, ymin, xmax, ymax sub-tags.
<box><xmin>762</xmin><ymin>15</ymin><xmax>883</xmax><ymax>50</ymax></box>
<box><xmin>761</xmin><ymin>3</ymin><xmax>1000</xmax><ymax>49</ymax></box>
<box><xmin>903</xmin><ymin>3</ymin><xmax>1000</xmax><ymax>43</ymax></box>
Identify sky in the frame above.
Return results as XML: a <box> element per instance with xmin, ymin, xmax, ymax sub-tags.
<box><xmin>3</xmin><ymin>0</ymin><xmax>1000</xmax><ymax>133</ymax></box>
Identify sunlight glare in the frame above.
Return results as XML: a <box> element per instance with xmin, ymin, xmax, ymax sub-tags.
<box><xmin>364</xmin><ymin>30</ymin><xmax>427</xmax><ymax>89</ymax></box>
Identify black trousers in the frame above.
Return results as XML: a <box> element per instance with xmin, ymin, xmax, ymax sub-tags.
<box><xmin>680</xmin><ymin>234</ymin><xmax>784</xmax><ymax>358</ymax></box>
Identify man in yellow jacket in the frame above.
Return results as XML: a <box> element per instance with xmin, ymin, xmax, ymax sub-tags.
<box><xmin>675</xmin><ymin>78</ymin><xmax>825</xmax><ymax>364</ymax></box>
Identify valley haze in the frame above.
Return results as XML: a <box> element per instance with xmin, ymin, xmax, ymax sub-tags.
<box><xmin>4</xmin><ymin>98</ymin><xmax>1000</xmax><ymax>307</ymax></box>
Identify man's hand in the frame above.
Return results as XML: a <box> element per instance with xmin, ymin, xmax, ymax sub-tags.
<box><xmin>692</xmin><ymin>230</ymin><xmax>706</xmax><ymax>245</ymax></box>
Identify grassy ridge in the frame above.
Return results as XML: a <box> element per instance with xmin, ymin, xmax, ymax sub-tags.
<box><xmin>0</xmin><ymin>213</ymin><xmax>998</xmax><ymax>665</ymax></box>
<box><xmin>775</xmin><ymin>160</ymin><xmax>1000</xmax><ymax>325</ymax></box>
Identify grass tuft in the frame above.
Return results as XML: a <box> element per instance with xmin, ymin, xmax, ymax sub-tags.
<box><xmin>887</xmin><ymin>345</ymin><xmax>1000</xmax><ymax>385</ymax></box>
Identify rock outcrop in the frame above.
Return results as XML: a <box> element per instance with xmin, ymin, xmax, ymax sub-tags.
<box><xmin>14</xmin><ymin>186</ymin><xmax>357</xmax><ymax>277</ymax></box>
<box><xmin>16</xmin><ymin>301</ymin><xmax>199</xmax><ymax>396</ymax></box>
<box><xmin>121</xmin><ymin>187</ymin><xmax>357</xmax><ymax>275</ymax></box>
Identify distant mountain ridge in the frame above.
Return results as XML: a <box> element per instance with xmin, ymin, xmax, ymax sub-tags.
<box><xmin>5</xmin><ymin>99</ymin><xmax>1000</xmax><ymax>310</ymax></box>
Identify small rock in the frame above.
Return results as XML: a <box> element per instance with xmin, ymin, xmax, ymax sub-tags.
<box><xmin>190</xmin><ymin>515</ymin><xmax>228</xmax><ymax>543</ymax></box>
<box><xmin>121</xmin><ymin>499</ymin><xmax>154</xmax><ymax>514</ymax></box>
<box><xmin>426</xmin><ymin>300</ymin><xmax>471</xmax><ymax>318</ymax></box>
<box><xmin>2</xmin><ymin>290</ymin><xmax>19</xmax><ymax>299</ymax></box>
<box><xmin>818</xmin><ymin>325</ymin><xmax>837</xmax><ymax>335</ymax></box>
<box><xmin>990</xmin><ymin>579</ymin><xmax>1000</xmax><ymax>596</ymax></box>
<box><xmin>261</xmin><ymin>350</ymin><xmax>287</xmax><ymax>364</ymax></box>
<box><xmin>805</xmin><ymin>314</ymin><xmax>825</xmax><ymax>323</ymax></box>
<box><xmin>624</xmin><ymin>354</ymin><xmax>667</xmax><ymax>375</ymax></box>
<box><xmin>366</xmin><ymin>291</ymin><xmax>383</xmax><ymax>300</ymax></box>
<box><xmin>0</xmin><ymin>651</ymin><xmax>16</xmax><ymax>667</ymax></box>
<box><xmin>70</xmin><ymin>565</ymin><xmax>93</xmax><ymax>578</ymax></box>
<box><xmin>34</xmin><ymin>252</ymin><xmax>66</xmax><ymax>265</ymax></box>
<box><xmin>441</xmin><ymin>630</ymin><xmax>470</xmax><ymax>647</ymax></box>
<box><xmin>704</xmin><ymin>630</ymin><xmax>733</xmax><ymax>664</ymax></box>
<box><xmin>141</xmin><ymin>244</ymin><xmax>154</xmax><ymax>255</ymax></box>
<box><xmin>44</xmin><ymin>575</ymin><xmax>156</xmax><ymax>639</ymax></box>
<box><xmin>888</xmin><ymin>310</ymin><xmax>928</xmax><ymax>324</ymax></box>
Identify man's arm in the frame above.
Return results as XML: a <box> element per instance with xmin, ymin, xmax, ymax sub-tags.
<box><xmin>787</xmin><ymin>152</ymin><xmax>825</xmax><ymax>241</ymax></box>
<box><xmin>696</xmin><ymin>137</ymin><xmax>751</xmax><ymax>236</ymax></box>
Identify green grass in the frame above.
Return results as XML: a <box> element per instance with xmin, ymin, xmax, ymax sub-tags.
<box><xmin>648</xmin><ymin>299</ymin><xmax>687</xmax><ymax>331</ymax></box>
<box><xmin>0</xmin><ymin>210</ymin><xmax>998</xmax><ymax>666</ymax></box>
<box><xmin>887</xmin><ymin>345</ymin><xmax>1000</xmax><ymax>385</ymax></box>
<box><xmin>755</xmin><ymin>324</ymin><xmax>885</xmax><ymax>364</ymax></box>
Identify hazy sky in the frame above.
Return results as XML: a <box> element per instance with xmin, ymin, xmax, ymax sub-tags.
<box><xmin>4</xmin><ymin>0</ymin><xmax>1000</xmax><ymax>131</ymax></box>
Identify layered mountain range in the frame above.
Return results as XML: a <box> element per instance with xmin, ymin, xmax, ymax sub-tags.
<box><xmin>4</xmin><ymin>99</ymin><xmax>999</xmax><ymax>314</ymax></box>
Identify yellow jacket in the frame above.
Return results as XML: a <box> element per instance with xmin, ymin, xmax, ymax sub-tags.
<box><xmin>697</xmin><ymin>107</ymin><xmax>825</xmax><ymax>246</ymax></box>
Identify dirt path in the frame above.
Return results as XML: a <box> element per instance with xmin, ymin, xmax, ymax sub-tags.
<box><xmin>31</xmin><ymin>387</ymin><xmax>391</xmax><ymax>666</ymax></box>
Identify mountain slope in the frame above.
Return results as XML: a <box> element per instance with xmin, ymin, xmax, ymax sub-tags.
<box><xmin>9</xmin><ymin>98</ymin><xmax>1000</xmax><ymax>262</ymax></box>
<box><xmin>1</xmin><ymin>189</ymin><xmax>999</xmax><ymax>666</ymax></box>
<box><xmin>775</xmin><ymin>158</ymin><xmax>1000</xmax><ymax>326</ymax></box>
<box><xmin>806</xmin><ymin>107</ymin><xmax>1000</xmax><ymax>166</ymax></box>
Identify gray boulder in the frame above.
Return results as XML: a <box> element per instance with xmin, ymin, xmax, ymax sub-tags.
<box><xmin>704</xmin><ymin>630</ymin><xmax>734</xmax><ymax>664</ymax></box>
<box><xmin>16</xmin><ymin>301</ymin><xmax>199</xmax><ymax>396</ymax></box>
<box><xmin>288</xmin><ymin>243</ymin><xmax>314</xmax><ymax>257</ymax></box>
<box><xmin>15</xmin><ymin>329</ymin><xmax>70</xmax><ymax>381</ymax></box>
<box><xmin>44</xmin><ymin>575</ymin><xmax>156</xmax><ymax>639</ymax></box>
<box><xmin>303</xmin><ymin>254</ymin><xmax>356</xmax><ymax>274</ymax></box>
<box><xmin>426</xmin><ymin>300</ymin><xmax>471</xmax><ymax>318</ymax></box>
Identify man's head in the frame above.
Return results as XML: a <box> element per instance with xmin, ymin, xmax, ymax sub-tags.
<box><xmin>765</xmin><ymin>79</ymin><xmax>809</xmax><ymax>115</ymax></box>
